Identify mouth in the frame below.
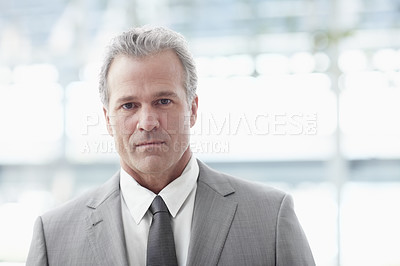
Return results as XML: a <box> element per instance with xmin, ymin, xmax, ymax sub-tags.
<box><xmin>135</xmin><ymin>141</ymin><xmax>166</xmax><ymax>148</ymax></box>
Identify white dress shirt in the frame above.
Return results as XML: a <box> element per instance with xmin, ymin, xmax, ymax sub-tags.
<box><xmin>120</xmin><ymin>156</ymin><xmax>199</xmax><ymax>266</ymax></box>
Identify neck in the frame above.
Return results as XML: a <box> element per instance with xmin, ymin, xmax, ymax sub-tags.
<box><xmin>122</xmin><ymin>149</ymin><xmax>192</xmax><ymax>194</ymax></box>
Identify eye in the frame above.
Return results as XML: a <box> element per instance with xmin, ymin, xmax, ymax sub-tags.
<box><xmin>122</xmin><ymin>103</ymin><xmax>135</xmax><ymax>110</ymax></box>
<box><xmin>158</xmin><ymin>99</ymin><xmax>171</xmax><ymax>105</ymax></box>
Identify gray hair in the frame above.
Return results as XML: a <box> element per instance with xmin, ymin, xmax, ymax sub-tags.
<box><xmin>99</xmin><ymin>25</ymin><xmax>198</xmax><ymax>108</ymax></box>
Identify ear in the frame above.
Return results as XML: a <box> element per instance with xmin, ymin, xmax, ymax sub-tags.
<box><xmin>190</xmin><ymin>95</ymin><xmax>198</xmax><ymax>128</ymax></box>
<box><xmin>103</xmin><ymin>107</ymin><xmax>114</xmax><ymax>137</ymax></box>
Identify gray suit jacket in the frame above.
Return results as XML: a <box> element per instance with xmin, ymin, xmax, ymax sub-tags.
<box><xmin>27</xmin><ymin>160</ymin><xmax>315</xmax><ymax>265</ymax></box>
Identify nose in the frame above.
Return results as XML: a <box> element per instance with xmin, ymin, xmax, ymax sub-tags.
<box><xmin>137</xmin><ymin>107</ymin><xmax>160</xmax><ymax>132</ymax></box>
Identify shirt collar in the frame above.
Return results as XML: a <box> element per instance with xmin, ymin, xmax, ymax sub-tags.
<box><xmin>120</xmin><ymin>156</ymin><xmax>199</xmax><ymax>225</ymax></box>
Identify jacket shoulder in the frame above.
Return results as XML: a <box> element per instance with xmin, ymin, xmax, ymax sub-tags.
<box><xmin>197</xmin><ymin>159</ymin><xmax>287</xmax><ymax>203</ymax></box>
<box><xmin>40</xmin><ymin>172</ymin><xmax>120</xmax><ymax>223</ymax></box>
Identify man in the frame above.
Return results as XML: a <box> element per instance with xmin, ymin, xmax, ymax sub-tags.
<box><xmin>27</xmin><ymin>26</ymin><xmax>315</xmax><ymax>265</ymax></box>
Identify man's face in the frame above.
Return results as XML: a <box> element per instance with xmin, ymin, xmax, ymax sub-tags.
<box><xmin>104</xmin><ymin>50</ymin><xmax>198</xmax><ymax>177</ymax></box>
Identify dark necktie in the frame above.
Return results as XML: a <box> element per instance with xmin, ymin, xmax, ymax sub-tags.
<box><xmin>146</xmin><ymin>195</ymin><xmax>178</xmax><ymax>266</ymax></box>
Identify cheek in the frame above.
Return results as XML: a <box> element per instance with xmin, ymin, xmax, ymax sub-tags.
<box><xmin>113</xmin><ymin>116</ymin><xmax>138</xmax><ymax>137</ymax></box>
<box><xmin>163</xmin><ymin>112</ymin><xmax>191</xmax><ymax>135</ymax></box>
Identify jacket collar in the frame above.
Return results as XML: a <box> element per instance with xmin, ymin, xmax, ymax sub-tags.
<box><xmin>85</xmin><ymin>171</ymin><xmax>129</xmax><ymax>266</ymax></box>
<box><xmin>187</xmin><ymin>160</ymin><xmax>238</xmax><ymax>265</ymax></box>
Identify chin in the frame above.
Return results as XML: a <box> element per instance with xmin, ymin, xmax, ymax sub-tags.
<box><xmin>131</xmin><ymin>155</ymin><xmax>171</xmax><ymax>173</ymax></box>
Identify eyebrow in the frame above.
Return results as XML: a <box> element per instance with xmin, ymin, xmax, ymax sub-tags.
<box><xmin>115</xmin><ymin>91</ymin><xmax>179</xmax><ymax>104</ymax></box>
<box><xmin>154</xmin><ymin>91</ymin><xmax>179</xmax><ymax>99</ymax></box>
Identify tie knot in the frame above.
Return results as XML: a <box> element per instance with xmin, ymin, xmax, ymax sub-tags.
<box><xmin>149</xmin><ymin>195</ymin><xmax>169</xmax><ymax>215</ymax></box>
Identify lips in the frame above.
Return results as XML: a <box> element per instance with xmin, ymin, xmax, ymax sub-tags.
<box><xmin>135</xmin><ymin>141</ymin><xmax>165</xmax><ymax>148</ymax></box>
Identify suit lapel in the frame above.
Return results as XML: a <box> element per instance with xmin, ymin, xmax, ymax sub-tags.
<box><xmin>187</xmin><ymin>161</ymin><xmax>238</xmax><ymax>265</ymax></box>
<box><xmin>85</xmin><ymin>172</ymin><xmax>128</xmax><ymax>266</ymax></box>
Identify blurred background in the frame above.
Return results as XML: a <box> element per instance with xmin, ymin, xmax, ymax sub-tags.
<box><xmin>1</xmin><ymin>0</ymin><xmax>400</xmax><ymax>265</ymax></box>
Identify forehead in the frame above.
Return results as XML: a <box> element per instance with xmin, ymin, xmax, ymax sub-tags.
<box><xmin>107</xmin><ymin>50</ymin><xmax>186</xmax><ymax>100</ymax></box>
